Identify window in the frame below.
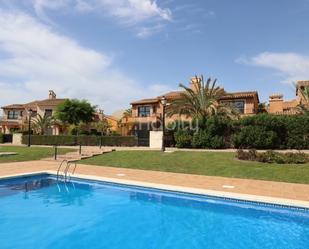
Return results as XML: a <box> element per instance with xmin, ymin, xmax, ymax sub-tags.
<box><xmin>7</xmin><ymin>110</ymin><xmax>19</xmax><ymax>120</ymax></box>
<box><xmin>231</xmin><ymin>100</ymin><xmax>245</xmax><ymax>114</ymax></box>
<box><xmin>44</xmin><ymin>109</ymin><xmax>53</xmax><ymax>117</ymax></box>
<box><xmin>138</xmin><ymin>106</ymin><xmax>151</xmax><ymax>117</ymax></box>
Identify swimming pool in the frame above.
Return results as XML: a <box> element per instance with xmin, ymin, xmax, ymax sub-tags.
<box><xmin>0</xmin><ymin>174</ymin><xmax>308</xmax><ymax>249</ymax></box>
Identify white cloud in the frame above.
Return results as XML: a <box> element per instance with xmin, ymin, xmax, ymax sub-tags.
<box><xmin>20</xmin><ymin>0</ymin><xmax>172</xmax><ymax>36</ymax></box>
<box><xmin>136</xmin><ymin>24</ymin><xmax>165</xmax><ymax>38</ymax></box>
<box><xmin>96</xmin><ymin>0</ymin><xmax>172</xmax><ymax>23</ymax></box>
<box><xmin>0</xmin><ymin>11</ymin><xmax>168</xmax><ymax>113</ymax></box>
<box><xmin>236</xmin><ymin>52</ymin><xmax>309</xmax><ymax>83</ymax></box>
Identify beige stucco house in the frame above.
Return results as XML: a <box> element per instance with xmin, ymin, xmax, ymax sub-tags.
<box><xmin>268</xmin><ymin>80</ymin><xmax>309</xmax><ymax>114</ymax></box>
<box><xmin>0</xmin><ymin>91</ymin><xmax>66</xmax><ymax>134</ymax></box>
<box><xmin>123</xmin><ymin>77</ymin><xmax>260</xmax><ymax>144</ymax></box>
<box><xmin>0</xmin><ymin>91</ymin><xmax>121</xmax><ymax>135</ymax></box>
<box><xmin>129</xmin><ymin>77</ymin><xmax>259</xmax><ymax>123</ymax></box>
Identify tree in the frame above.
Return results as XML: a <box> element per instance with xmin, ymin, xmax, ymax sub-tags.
<box><xmin>257</xmin><ymin>102</ymin><xmax>268</xmax><ymax>113</ymax></box>
<box><xmin>92</xmin><ymin>118</ymin><xmax>111</xmax><ymax>136</ymax></box>
<box><xmin>32</xmin><ymin>114</ymin><xmax>54</xmax><ymax>135</ymax></box>
<box><xmin>122</xmin><ymin>108</ymin><xmax>132</xmax><ymax>119</ymax></box>
<box><xmin>55</xmin><ymin>99</ymin><xmax>96</xmax><ymax>126</ymax></box>
<box><xmin>166</xmin><ymin>75</ymin><xmax>239</xmax><ymax>121</ymax></box>
<box><xmin>297</xmin><ymin>86</ymin><xmax>309</xmax><ymax>115</ymax></box>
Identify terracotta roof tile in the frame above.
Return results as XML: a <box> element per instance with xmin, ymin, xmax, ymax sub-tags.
<box><xmin>2</xmin><ymin>98</ymin><xmax>67</xmax><ymax>110</ymax></box>
<box><xmin>220</xmin><ymin>91</ymin><xmax>259</xmax><ymax>100</ymax></box>
<box><xmin>130</xmin><ymin>98</ymin><xmax>159</xmax><ymax>105</ymax></box>
<box><xmin>1</xmin><ymin>104</ymin><xmax>25</xmax><ymax>109</ymax></box>
<box><xmin>131</xmin><ymin>90</ymin><xmax>259</xmax><ymax>105</ymax></box>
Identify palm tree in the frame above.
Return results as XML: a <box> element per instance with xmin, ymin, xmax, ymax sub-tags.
<box><xmin>122</xmin><ymin>108</ymin><xmax>132</xmax><ymax>119</ymax></box>
<box><xmin>297</xmin><ymin>86</ymin><xmax>309</xmax><ymax>115</ymax></box>
<box><xmin>32</xmin><ymin>114</ymin><xmax>54</xmax><ymax>135</ymax></box>
<box><xmin>118</xmin><ymin>108</ymin><xmax>132</xmax><ymax>127</ymax></box>
<box><xmin>166</xmin><ymin>75</ymin><xmax>239</xmax><ymax>120</ymax></box>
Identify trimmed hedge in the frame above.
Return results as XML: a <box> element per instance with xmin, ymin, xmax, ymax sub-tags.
<box><xmin>22</xmin><ymin>135</ymin><xmax>138</xmax><ymax>146</ymax></box>
<box><xmin>172</xmin><ymin>114</ymin><xmax>309</xmax><ymax>149</ymax></box>
<box><xmin>0</xmin><ymin>133</ymin><xmax>3</xmax><ymax>143</ymax></box>
<box><xmin>232</xmin><ymin>114</ymin><xmax>309</xmax><ymax>149</ymax></box>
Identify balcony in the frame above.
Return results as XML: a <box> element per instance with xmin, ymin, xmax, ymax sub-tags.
<box><xmin>1</xmin><ymin>116</ymin><xmax>24</xmax><ymax>124</ymax></box>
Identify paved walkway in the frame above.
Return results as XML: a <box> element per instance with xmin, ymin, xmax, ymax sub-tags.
<box><xmin>0</xmin><ymin>160</ymin><xmax>308</xmax><ymax>205</ymax></box>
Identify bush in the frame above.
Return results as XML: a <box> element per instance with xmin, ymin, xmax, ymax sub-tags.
<box><xmin>0</xmin><ymin>133</ymin><xmax>4</xmax><ymax>143</ymax></box>
<box><xmin>174</xmin><ymin>130</ymin><xmax>193</xmax><ymax>148</ymax></box>
<box><xmin>236</xmin><ymin>149</ymin><xmax>309</xmax><ymax>164</ymax></box>
<box><xmin>232</xmin><ymin>126</ymin><xmax>279</xmax><ymax>149</ymax></box>
<box><xmin>191</xmin><ymin>116</ymin><xmax>231</xmax><ymax>149</ymax></box>
<box><xmin>233</xmin><ymin>114</ymin><xmax>309</xmax><ymax>149</ymax></box>
<box><xmin>22</xmin><ymin>135</ymin><xmax>138</xmax><ymax>147</ymax></box>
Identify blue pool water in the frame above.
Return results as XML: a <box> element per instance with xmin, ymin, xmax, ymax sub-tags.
<box><xmin>0</xmin><ymin>174</ymin><xmax>308</xmax><ymax>249</ymax></box>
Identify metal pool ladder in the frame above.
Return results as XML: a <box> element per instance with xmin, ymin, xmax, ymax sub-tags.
<box><xmin>57</xmin><ymin>159</ymin><xmax>77</xmax><ymax>181</ymax></box>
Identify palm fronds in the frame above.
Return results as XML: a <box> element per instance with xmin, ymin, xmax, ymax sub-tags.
<box><xmin>166</xmin><ymin>75</ymin><xmax>238</xmax><ymax>120</ymax></box>
<box><xmin>297</xmin><ymin>86</ymin><xmax>309</xmax><ymax>115</ymax></box>
<box><xmin>32</xmin><ymin>114</ymin><xmax>54</xmax><ymax>135</ymax></box>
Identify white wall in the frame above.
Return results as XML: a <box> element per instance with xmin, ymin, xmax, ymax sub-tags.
<box><xmin>149</xmin><ymin>131</ymin><xmax>163</xmax><ymax>149</ymax></box>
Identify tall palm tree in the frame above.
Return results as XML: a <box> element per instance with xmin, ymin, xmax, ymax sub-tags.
<box><xmin>166</xmin><ymin>75</ymin><xmax>239</xmax><ymax>120</ymax></box>
<box><xmin>297</xmin><ymin>86</ymin><xmax>309</xmax><ymax>115</ymax></box>
<box><xmin>32</xmin><ymin>114</ymin><xmax>54</xmax><ymax>135</ymax></box>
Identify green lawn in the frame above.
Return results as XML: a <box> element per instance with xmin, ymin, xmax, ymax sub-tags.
<box><xmin>0</xmin><ymin>146</ymin><xmax>76</xmax><ymax>163</ymax></box>
<box><xmin>80</xmin><ymin>151</ymin><xmax>309</xmax><ymax>184</ymax></box>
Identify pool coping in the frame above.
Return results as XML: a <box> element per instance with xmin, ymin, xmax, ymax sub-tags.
<box><xmin>1</xmin><ymin>170</ymin><xmax>309</xmax><ymax>209</ymax></box>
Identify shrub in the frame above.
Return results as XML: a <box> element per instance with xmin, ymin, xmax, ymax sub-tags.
<box><xmin>192</xmin><ymin>130</ymin><xmax>208</xmax><ymax>148</ymax></box>
<box><xmin>236</xmin><ymin>149</ymin><xmax>258</xmax><ymax>161</ymax></box>
<box><xmin>233</xmin><ymin>114</ymin><xmax>309</xmax><ymax>149</ymax></box>
<box><xmin>232</xmin><ymin>126</ymin><xmax>279</xmax><ymax>149</ymax></box>
<box><xmin>174</xmin><ymin>130</ymin><xmax>193</xmax><ymax>148</ymax></box>
<box><xmin>0</xmin><ymin>133</ymin><xmax>4</xmax><ymax>143</ymax></box>
<box><xmin>236</xmin><ymin>149</ymin><xmax>309</xmax><ymax>164</ymax></box>
<box><xmin>190</xmin><ymin>116</ymin><xmax>231</xmax><ymax>149</ymax></box>
<box><xmin>22</xmin><ymin>135</ymin><xmax>138</xmax><ymax>147</ymax></box>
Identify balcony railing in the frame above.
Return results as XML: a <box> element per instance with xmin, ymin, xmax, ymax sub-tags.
<box><xmin>2</xmin><ymin>116</ymin><xmax>24</xmax><ymax>122</ymax></box>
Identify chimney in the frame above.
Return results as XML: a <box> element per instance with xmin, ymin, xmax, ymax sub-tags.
<box><xmin>269</xmin><ymin>94</ymin><xmax>283</xmax><ymax>113</ymax></box>
<box><xmin>48</xmin><ymin>90</ymin><xmax>56</xmax><ymax>100</ymax></box>
<box><xmin>190</xmin><ymin>76</ymin><xmax>201</xmax><ymax>92</ymax></box>
<box><xmin>296</xmin><ymin>80</ymin><xmax>309</xmax><ymax>104</ymax></box>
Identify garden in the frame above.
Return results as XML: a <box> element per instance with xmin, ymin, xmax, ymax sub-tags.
<box><xmin>80</xmin><ymin>150</ymin><xmax>309</xmax><ymax>184</ymax></box>
<box><xmin>164</xmin><ymin>76</ymin><xmax>309</xmax><ymax>150</ymax></box>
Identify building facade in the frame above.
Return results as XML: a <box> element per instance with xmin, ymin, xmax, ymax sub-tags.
<box><xmin>268</xmin><ymin>81</ymin><xmax>309</xmax><ymax>114</ymax></box>
<box><xmin>0</xmin><ymin>91</ymin><xmax>65</xmax><ymax>134</ymax></box>
<box><xmin>125</xmin><ymin>77</ymin><xmax>260</xmax><ymax>144</ymax></box>
<box><xmin>0</xmin><ymin>91</ymin><xmax>120</xmax><ymax>135</ymax></box>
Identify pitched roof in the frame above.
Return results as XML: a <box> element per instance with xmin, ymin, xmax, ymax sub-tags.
<box><xmin>220</xmin><ymin>91</ymin><xmax>259</xmax><ymax>100</ymax></box>
<box><xmin>130</xmin><ymin>98</ymin><xmax>159</xmax><ymax>105</ymax></box>
<box><xmin>131</xmin><ymin>90</ymin><xmax>259</xmax><ymax>105</ymax></box>
<box><xmin>104</xmin><ymin>115</ymin><xmax>119</xmax><ymax>122</ymax></box>
<box><xmin>297</xmin><ymin>80</ymin><xmax>309</xmax><ymax>86</ymax></box>
<box><xmin>1</xmin><ymin>104</ymin><xmax>25</xmax><ymax>109</ymax></box>
<box><xmin>2</xmin><ymin>98</ymin><xmax>67</xmax><ymax>110</ymax></box>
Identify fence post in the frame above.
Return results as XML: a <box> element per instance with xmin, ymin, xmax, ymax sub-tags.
<box><xmin>100</xmin><ymin>136</ymin><xmax>102</xmax><ymax>149</ymax></box>
<box><xmin>79</xmin><ymin>143</ymin><xmax>82</xmax><ymax>155</ymax></box>
<box><xmin>54</xmin><ymin>144</ymin><xmax>58</xmax><ymax>160</ymax></box>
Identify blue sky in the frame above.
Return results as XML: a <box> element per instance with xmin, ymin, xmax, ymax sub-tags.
<box><xmin>0</xmin><ymin>0</ymin><xmax>308</xmax><ymax>114</ymax></box>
